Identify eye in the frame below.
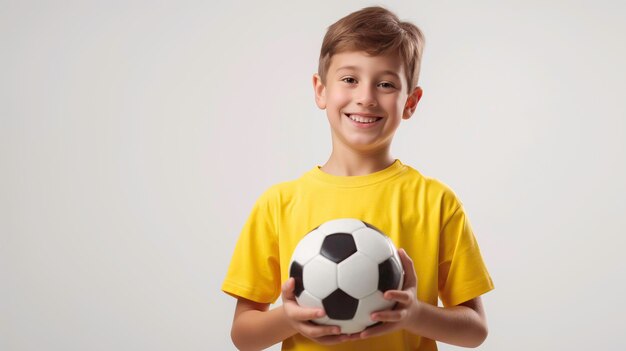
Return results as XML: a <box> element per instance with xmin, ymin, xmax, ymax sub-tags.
<box><xmin>378</xmin><ymin>82</ymin><xmax>396</xmax><ymax>89</ymax></box>
<box><xmin>341</xmin><ymin>77</ymin><xmax>357</xmax><ymax>84</ymax></box>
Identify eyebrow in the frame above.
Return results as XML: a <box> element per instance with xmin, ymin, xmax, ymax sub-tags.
<box><xmin>335</xmin><ymin>66</ymin><xmax>401</xmax><ymax>80</ymax></box>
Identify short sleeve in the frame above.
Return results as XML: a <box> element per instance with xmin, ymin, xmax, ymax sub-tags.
<box><xmin>438</xmin><ymin>204</ymin><xmax>494</xmax><ymax>307</ymax></box>
<box><xmin>221</xmin><ymin>189</ymin><xmax>281</xmax><ymax>304</ymax></box>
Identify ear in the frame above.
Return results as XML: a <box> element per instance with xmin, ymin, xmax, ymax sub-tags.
<box><xmin>402</xmin><ymin>87</ymin><xmax>423</xmax><ymax>120</ymax></box>
<box><xmin>313</xmin><ymin>73</ymin><xmax>327</xmax><ymax>109</ymax></box>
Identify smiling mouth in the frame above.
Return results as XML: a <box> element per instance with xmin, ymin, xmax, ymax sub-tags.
<box><xmin>345</xmin><ymin>113</ymin><xmax>383</xmax><ymax>124</ymax></box>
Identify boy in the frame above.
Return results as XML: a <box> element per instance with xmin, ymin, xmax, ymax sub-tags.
<box><xmin>222</xmin><ymin>6</ymin><xmax>494</xmax><ymax>351</ymax></box>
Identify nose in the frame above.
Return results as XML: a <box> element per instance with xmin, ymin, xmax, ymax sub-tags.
<box><xmin>355</xmin><ymin>85</ymin><xmax>377</xmax><ymax>107</ymax></box>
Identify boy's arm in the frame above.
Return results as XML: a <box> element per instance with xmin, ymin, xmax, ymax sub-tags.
<box><xmin>357</xmin><ymin>249</ymin><xmax>489</xmax><ymax>348</ymax></box>
<box><xmin>230</xmin><ymin>298</ymin><xmax>293</xmax><ymax>351</ymax></box>
<box><xmin>230</xmin><ymin>279</ymin><xmax>357</xmax><ymax>350</ymax></box>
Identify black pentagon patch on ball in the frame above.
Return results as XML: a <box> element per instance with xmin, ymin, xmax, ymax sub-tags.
<box><xmin>378</xmin><ymin>257</ymin><xmax>402</xmax><ymax>292</ymax></box>
<box><xmin>320</xmin><ymin>233</ymin><xmax>357</xmax><ymax>263</ymax></box>
<box><xmin>322</xmin><ymin>289</ymin><xmax>359</xmax><ymax>320</ymax></box>
<box><xmin>289</xmin><ymin>261</ymin><xmax>304</xmax><ymax>297</ymax></box>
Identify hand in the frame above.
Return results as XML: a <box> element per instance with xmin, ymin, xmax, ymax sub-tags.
<box><xmin>281</xmin><ymin>278</ymin><xmax>358</xmax><ymax>345</ymax></box>
<box><xmin>357</xmin><ymin>248</ymin><xmax>421</xmax><ymax>339</ymax></box>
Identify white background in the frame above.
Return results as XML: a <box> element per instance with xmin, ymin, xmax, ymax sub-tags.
<box><xmin>2</xmin><ymin>1</ymin><xmax>625</xmax><ymax>350</ymax></box>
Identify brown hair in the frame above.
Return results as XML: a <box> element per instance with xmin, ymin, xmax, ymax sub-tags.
<box><xmin>318</xmin><ymin>6</ymin><xmax>425</xmax><ymax>93</ymax></box>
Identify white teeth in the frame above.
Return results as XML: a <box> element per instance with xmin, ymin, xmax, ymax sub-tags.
<box><xmin>347</xmin><ymin>114</ymin><xmax>380</xmax><ymax>123</ymax></box>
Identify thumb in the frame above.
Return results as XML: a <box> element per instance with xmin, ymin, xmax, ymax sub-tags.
<box><xmin>282</xmin><ymin>277</ymin><xmax>296</xmax><ymax>301</ymax></box>
<box><xmin>398</xmin><ymin>248</ymin><xmax>417</xmax><ymax>289</ymax></box>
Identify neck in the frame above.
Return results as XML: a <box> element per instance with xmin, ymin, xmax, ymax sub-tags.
<box><xmin>320</xmin><ymin>148</ymin><xmax>395</xmax><ymax>176</ymax></box>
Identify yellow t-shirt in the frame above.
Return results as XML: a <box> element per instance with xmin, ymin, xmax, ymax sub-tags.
<box><xmin>222</xmin><ymin>160</ymin><xmax>494</xmax><ymax>351</ymax></box>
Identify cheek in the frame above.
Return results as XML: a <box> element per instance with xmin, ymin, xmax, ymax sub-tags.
<box><xmin>379</xmin><ymin>97</ymin><xmax>398</xmax><ymax>111</ymax></box>
<box><xmin>326</xmin><ymin>89</ymin><xmax>351</xmax><ymax>108</ymax></box>
<box><xmin>386</xmin><ymin>97</ymin><xmax>405</xmax><ymax>114</ymax></box>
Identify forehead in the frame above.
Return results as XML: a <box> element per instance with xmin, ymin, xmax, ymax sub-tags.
<box><xmin>328</xmin><ymin>51</ymin><xmax>405</xmax><ymax>78</ymax></box>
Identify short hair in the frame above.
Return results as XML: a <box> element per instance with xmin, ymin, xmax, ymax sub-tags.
<box><xmin>318</xmin><ymin>6</ymin><xmax>425</xmax><ymax>93</ymax></box>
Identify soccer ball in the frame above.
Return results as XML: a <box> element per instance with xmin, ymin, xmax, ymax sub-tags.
<box><xmin>288</xmin><ymin>218</ymin><xmax>404</xmax><ymax>334</ymax></box>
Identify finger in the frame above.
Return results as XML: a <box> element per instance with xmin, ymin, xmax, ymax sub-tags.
<box><xmin>371</xmin><ymin>308</ymin><xmax>407</xmax><ymax>323</ymax></box>
<box><xmin>360</xmin><ymin>322</ymin><xmax>398</xmax><ymax>339</ymax></box>
<box><xmin>299</xmin><ymin>323</ymin><xmax>341</xmax><ymax>338</ymax></box>
<box><xmin>383</xmin><ymin>290</ymin><xmax>412</xmax><ymax>304</ymax></box>
<box><xmin>282</xmin><ymin>279</ymin><xmax>327</xmax><ymax>320</ymax></box>
<box><xmin>398</xmin><ymin>248</ymin><xmax>418</xmax><ymax>288</ymax></box>
<box><xmin>286</xmin><ymin>304</ymin><xmax>326</xmax><ymax>321</ymax></box>
<box><xmin>342</xmin><ymin>332</ymin><xmax>363</xmax><ymax>342</ymax></box>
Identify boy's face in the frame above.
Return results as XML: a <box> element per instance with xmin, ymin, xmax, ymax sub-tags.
<box><xmin>313</xmin><ymin>51</ymin><xmax>422</xmax><ymax>154</ymax></box>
